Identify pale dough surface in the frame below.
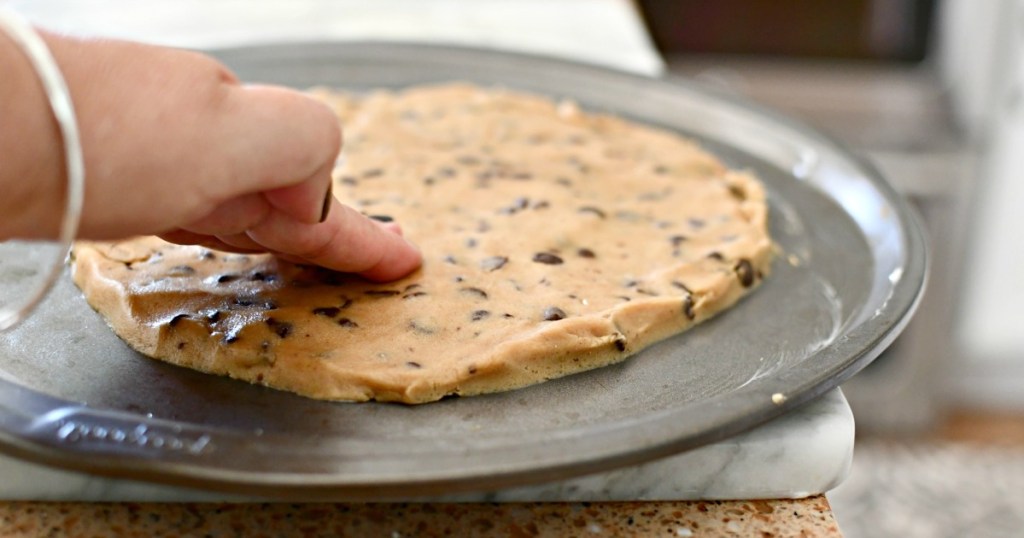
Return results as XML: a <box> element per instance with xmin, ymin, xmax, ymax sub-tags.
<box><xmin>71</xmin><ymin>84</ymin><xmax>773</xmax><ymax>403</ymax></box>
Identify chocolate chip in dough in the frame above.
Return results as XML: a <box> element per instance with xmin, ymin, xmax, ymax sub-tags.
<box><xmin>460</xmin><ymin>287</ymin><xmax>489</xmax><ymax>299</ymax></box>
<box><xmin>533</xmin><ymin>252</ymin><xmax>564</xmax><ymax>265</ymax></box>
<box><xmin>168</xmin><ymin>314</ymin><xmax>189</xmax><ymax>327</ymax></box>
<box><xmin>470</xmin><ymin>310</ymin><xmax>491</xmax><ymax>321</ymax></box>
<box><xmin>682</xmin><ymin>296</ymin><xmax>696</xmax><ymax>320</ymax></box>
<box><xmin>734</xmin><ymin>258</ymin><xmax>756</xmax><ymax>288</ymax></box>
<box><xmin>313</xmin><ymin>307</ymin><xmax>341</xmax><ymax>318</ymax></box>
<box><xmin>265</xmin><ymin>318</ymin><xmax>293</xmax><ymax>338</ymax></box>
<box><xmin>542</xmin><ymin>307</ymin><xmax>567</xmax><ymax>321</ymax></box>
<box><xmin>166</xmin><ymin>265</ymin><xmax>196</xmax><ymax>276</ymax></box>
<box><xmin>364</xmin><ymin>290</ymin><xmax>401</xmax><ymax>297</ymax></box>
<box><xmin>480</xmin><ymin>256</ymin><xmax>509</xmax><ymax>272</ymax></box>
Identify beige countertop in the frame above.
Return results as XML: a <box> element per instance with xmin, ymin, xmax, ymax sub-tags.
<box><xmin>0</xmin><ymin>498</ymin><xmax>842</xmax><ymax>537</ymax></box>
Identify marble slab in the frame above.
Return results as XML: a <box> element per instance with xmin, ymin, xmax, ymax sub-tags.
<box><xmin>0</xmin><ymin>389</ymin><xmax>853</xmax><ymax>501</ymax></box>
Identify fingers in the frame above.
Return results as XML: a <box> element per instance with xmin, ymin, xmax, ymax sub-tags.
<box><xmin>159</xmin><ymin>229</ymin><xmax>263</xmax><ymax>254</ymax></box>
<box><xmin>169</xmin><ymin>198</ymin><xmax>423</xmax><ymax>281</ymax></box>
<box><xmin>216</xmin><ymin>85</ymin><xmax>342</xmax><ymax>224</ymax></box>
<box><xmin>246</xmin><ymin>199</ymin><xmax>422</xmax><ymax>282</ymax></box>
<box><xmin>180</xmin><ymin>193</ymin><xmax>271</xmax><ymax>236</ymax></box>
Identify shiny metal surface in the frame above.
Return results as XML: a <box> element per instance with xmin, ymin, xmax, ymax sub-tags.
<box><xmin>0</xmin><ymin>43</ymin><xmax>927</xmax><ymax>499</ymax></box>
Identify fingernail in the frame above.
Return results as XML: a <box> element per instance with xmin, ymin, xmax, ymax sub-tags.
<box><xmin>319</xmin><ymin>182</ymin><xmax>333</xmax><ymax>223</ymax></box>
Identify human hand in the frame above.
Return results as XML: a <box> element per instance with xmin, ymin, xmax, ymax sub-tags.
<box><xmin>0</xmin><ymin>32</ymin><xmax>421</xmax><ymax>282</ymax></box>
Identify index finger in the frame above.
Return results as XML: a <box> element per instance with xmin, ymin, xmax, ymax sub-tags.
<box><xmin>245</xmin><ymin>198</ymin><xmax>423</xmax><ymax>282</ymax></box>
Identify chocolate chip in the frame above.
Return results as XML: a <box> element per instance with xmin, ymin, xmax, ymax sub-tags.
<box><xmin>340</xmin><ymin>297</ymin><xmax>354</xmax><ymax>309</ymax></box>
<box><xmin>249</xmin><ymin>271</ymin><xmax>278</xmax><ymax>283</ymax></box>
<box><xmin>533</xmin><ymin>252</ymin><xmax>564</xmax><ymax>265</ymax></box>
<box><xmin>470</xmin><ymin>310</ymin><xmax>490</xmax><ymax>321</ymax></box>
<box><xmin>337</xmin><ymin>318</ymin><xmax>358</xmax><ymax>328</ymax></box>
<box><xmin>177</xmin><ymin>342</ymin><xmax>186</xmax><ymax>350</ymax></box>
<box><xmin>468</xmin><ymin>365</ymin><xmax>478</xmax><ymax>375</ymax></box>
<box><xmin>461</xmin><ymin>287</ymin><xmax>489</xmax><ymax>299</ymax></box>
<box><xmin>728</xmin><ymin>184</ymin><xmax>747</xmax><ymax>200</ymax></box>
<box><xmin>671</xmin><ymin>235</ymin><xmax>688</xmax><ymax>247</ymax></box>
<box><xmin>735</xmin><ymin>258</ymin><xmax>755</xmax><ymax>288</ymax></box>
<box><xmin>578</xmin><ymin>206</ymin><xmax>606</xmax><ymax>219</ymax></box>
<box><xmin>682</xmin><ymin>296</ymin><xmax>695</xmax><ymax>320</ymax></box>
<box><xmin>168</xmin><ymin>314</ymin><xmax>189</xmax><ymax>327</ymax></box>
<box><xmin>167</xmin><ymin>265</ymin><xmax>196</xmax><ymax>276</ymax></box>
<box><xmin>313</xmin><ymin>307</ymin><xmax>341</xmax><ymax>318</ymax></box>
<box><xmin>406</xmin><ymin>361</ymin><xmax>422</xmax><ymax>369</ymax></box>
<box><xmin>409</xmin><ymin>321</ymin><xmax>435</xmax><ymax>335</ymax></box>
<box><xmin>623</xmin><ymin>279</ymin><xmax>638</xmax><ymax>288</ymax></box>
<box><xmin>364</xmin><ymin>290</ymin><xmax>401</xmax><ymax>297</ymax></box>
<box><xmin>614</xmin><ymin>337</ymin><xmax>627</xmax><ymax>352</ymax></box>
<box><xmin>503</xmin><ymin>313</ymin><xmax>515</xmax><ymax>319</ymax></box>
<box><xmin>707</xmin><ymin>252</ymin><xmax>725</xmax><ymax>261</ymax></box>
<box><xmin>542</xmin><ymin>307</ymin><xmax>567</xmax><ymax>321</ymax></box>
<box><xmin>480</xmin><ymin>256</ymin><xmax>508</xmax><ymax>272</ymax></box>
<box><xmin>198</xmin><ymin>250</ymin><xmax>216</xmax><ymax>261</ymax></box>
<box><xmin>265</xmin><ymin>318</ymin><xmax>293</xmax><ymax>338</ymax></box>
<box><xmin>370</xmin><ymin>215</ymin><xmax>394</xmax><ymax>222</ymax></box>
<box><xmin>216</xmin><ymin>274</ymin><xmax>239</xmax><ymax>284</ymax></box>
<box><xmin>671</xmin><ymin>281</ymin><xmax>693</xmax><ymax>293</ymax></box>
<box><xmin>232</xmin><ymin>296</ymin><xmax>276</xmax><ymax>310</ymax></box>
<box><xmin>577</xmin><ymin>248</ymin><xmax>596</xmax><ymax>259</ymax></box>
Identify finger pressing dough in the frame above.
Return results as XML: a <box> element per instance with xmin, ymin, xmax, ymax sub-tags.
<box><xmin>71</xmin><ymin>83</ymin><xmax>773</xmax><ymax>404</ymax></box>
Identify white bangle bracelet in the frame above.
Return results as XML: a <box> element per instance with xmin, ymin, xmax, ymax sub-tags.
<box><xmin>0</xmin><ymin>9</ymin><xmax>84</xmax><ymax>332</ymax></box>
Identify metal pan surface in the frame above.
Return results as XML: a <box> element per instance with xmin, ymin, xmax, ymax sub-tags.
<box><xmin>0</xmin><ymin>43</ymin><xmax>927</xmax><ymax>499</ymax></box>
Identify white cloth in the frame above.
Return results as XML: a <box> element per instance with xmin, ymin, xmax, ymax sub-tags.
<box><xmin>7</xmin><ymin>0</ymin><xmax>664</xmax><ymax>76</ymax></box>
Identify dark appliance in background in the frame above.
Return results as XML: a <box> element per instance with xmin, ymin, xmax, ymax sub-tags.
<box><xmin>638</xmin><ymin>0</ymin><xmax>970</xmax><ymax>432</ymax></box>
<box><xmin>638</xmin><ymin>0</ymin><xmax>935</xmax><ymax>62</ymax></box>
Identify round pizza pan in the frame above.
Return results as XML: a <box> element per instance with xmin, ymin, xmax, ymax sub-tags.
<box><xmin>0</xmin><ymin>43</ymin><xmax>927</xmax><ymax>499</ymax></box>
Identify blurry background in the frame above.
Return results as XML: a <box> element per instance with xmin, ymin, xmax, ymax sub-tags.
<box><xmin>645</xmin><ymin>0</ymin><xmax>1021</xmax><ymax>430</ymax></box>
<box><xmin>642</xmin><ymin>1</ymin><xmax>1024</xmax><ymax>535</ymax></box>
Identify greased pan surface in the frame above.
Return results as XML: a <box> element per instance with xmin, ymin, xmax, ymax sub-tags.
<box><xmin>0</xmin><ymin>43</ymin><xmax>926</xmax><ymax>499</ymax></box>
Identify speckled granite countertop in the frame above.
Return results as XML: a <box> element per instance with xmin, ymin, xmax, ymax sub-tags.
<box><xmin>0</xmin><ymin>498</ymin><xmax>842</xmax><ymax>537</ymax></box>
